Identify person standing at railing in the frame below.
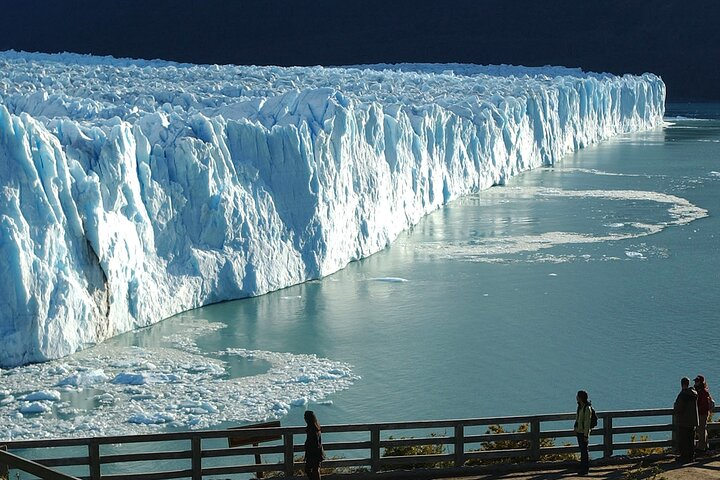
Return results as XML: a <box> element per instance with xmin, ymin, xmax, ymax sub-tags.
<box><xmin>574</xmin><ymin>390</ymin><xmax>592</xmax><ymax>476</ymax></box>
<box><xmin>304</xmin><ymin>410</ymin><xmax>325</xmax><ymax>480</ymax></box>
<box><xmin>694</xmin><ymin>375</ymin><xmax>715</xmax><ymax>453</ymax></box>
<box><xmin>673</xmin><ymin>376</ymin><xmax>699</xmax><ymax>464</ymax></box>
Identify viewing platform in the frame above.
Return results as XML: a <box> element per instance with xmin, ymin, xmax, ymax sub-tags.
<box><xmin>2</xmin><ymin>406</ymin><xmax>718</xmax><ymax>479</ymax></box>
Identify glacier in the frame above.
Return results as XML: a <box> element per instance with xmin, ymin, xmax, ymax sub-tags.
<box><xmin>0</xmin><ymin>51</ymin><xmax>665</xmax><ymax>367</ymax></box>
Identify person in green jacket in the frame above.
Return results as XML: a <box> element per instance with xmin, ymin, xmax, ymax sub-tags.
<box><xmin>574</xmin><ymin>390</ymin><xmax>592</xmax><ymax>475</ymax></box>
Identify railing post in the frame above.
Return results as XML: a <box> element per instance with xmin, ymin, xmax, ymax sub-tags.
<box><xmin>0</xmin><ymin>445</ymin><xmax>8</xmax><ymax>479</ymax></box>
<box><xmin>529</xmin><ymin>419</ymin><xmax>541</xmax><ymax>461</ymax></box>
<box><xmin>454</xmin><ymin>424</ymin><xmax>464</xmax><ymax>467</ymax></box>
<box><xmin>191</xmin><ymin>436</ymin><xmax>201</xmax><ymax>480</ymax></box>
<box><xmin>283</xmin><ymin>431</ymin><xmax>295</xmax><ymax>477</ymax></box>
<box><xmin>88</xmin><ymin>440</ymin><xmax>101</xmax><ymax>480</ymax></box>
<box><xmin>370</xmin><ymin>426</ymin><xmax>380</xmax><ymax>473</ymax></box>
<box><xmin>603</xmin><ymin>414</ymin><xmax>613</xmax><ymax>458</ymax></box>
<box><xmin>671</xmin><ymin>412</ymin><xmax>678</xmax><ymax>452</ymax></box>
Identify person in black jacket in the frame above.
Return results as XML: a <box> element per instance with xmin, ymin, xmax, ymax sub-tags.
<box><xmin>304</xmin><ymin>410</ymin><xmax>325</xmax><ymax>480</ymax></box>
<box><xmin>673</xmin><ymin>377</ymin><xmax>699</xmax><ymax>463</ymax></box>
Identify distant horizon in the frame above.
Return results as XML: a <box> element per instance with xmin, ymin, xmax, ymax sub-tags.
<box><xmin>2</xmin><ymin>0</ymin><xmax>718</xmax><ymax>101</ymax></box>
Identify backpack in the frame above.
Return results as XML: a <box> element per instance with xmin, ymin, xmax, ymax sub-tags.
<box><xmin>590</xmin><ymin>406</ymin><xmax>598</xmax><ymax>429</ymax></box>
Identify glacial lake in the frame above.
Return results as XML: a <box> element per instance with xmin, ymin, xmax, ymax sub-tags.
<box><xmin>131</xmin><ymin>104</ymin><xmax>720</xmax><ymax>429</ymax></box>
<box><xmin>2</xmin><ymin>104</ymin><xmax>719</xmax><ymax>441</ymax></box>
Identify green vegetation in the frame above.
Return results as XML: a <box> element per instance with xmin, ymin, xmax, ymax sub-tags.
<box><xmin>708</xmin><ymin>412</ymin><xmax>719</xmax><ymax>446</ymax></box>
<box><xmin>467</xmin><ymin>424</ymin><xmax>577</xmax><ymax>466</ymax></box>
<box><xmin>627</xmin><ymin>435</ymin><xmax>668</xmax><ymax>457</ymax></box>
<box><xmin>380</xmin><ymin>433</ymin><xmax>450</xmax><ymax>470</ymax></box>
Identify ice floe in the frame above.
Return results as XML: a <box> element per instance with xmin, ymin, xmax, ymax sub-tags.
<box><xmin>412</xmin><ymin>186</ymin><xmax>707</xmax><ymax>264</ymax></box>
<box><xmin>0</xmin><ymin>320</ymin><xmax>357</xmax><ymax>440</ymax></box>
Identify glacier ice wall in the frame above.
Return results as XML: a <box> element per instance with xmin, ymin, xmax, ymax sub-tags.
<box><xmin>0</xmin><ymin>51</ymin><xmax>665</xmax><ymax>367</ymax></box>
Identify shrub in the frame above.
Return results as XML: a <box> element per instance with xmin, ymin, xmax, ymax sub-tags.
<box><xmin>627</xmin><ymin>435</ymin><xmax>668</xmax><ymax>457</ymax></box>
<box><xmin>467</xmin><ymin>424</ymin><xmax>577</xmax><ymax>465</ymax></box>
<box><xmin>380</xmin><ymin>433</ymin><xmax>450</xmax><ymax>470</ymax></box>
<box><xmin>708</xmin><ymin>412</ymin><xmax>719</xmax><ymax>446</ymax></box>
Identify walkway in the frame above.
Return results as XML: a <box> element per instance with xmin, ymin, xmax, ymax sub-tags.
<box><xmin>435</xmin><ymin>454</ymin><xmax>720</xmax><ymax>479</ymax></box>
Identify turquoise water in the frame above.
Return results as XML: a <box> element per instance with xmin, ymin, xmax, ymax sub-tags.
<box><xmin>112</xmin><ymin>106</ymin><xmax>720</xmax><ymax>431</ymax></box>
<box><xmin>5</xmin><ymin>105</ymin><xmax>720</xmax><ymax>479</ymax></box>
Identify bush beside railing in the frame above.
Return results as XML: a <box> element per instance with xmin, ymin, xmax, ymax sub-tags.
<box><xmin>1</xmin><ymin>407</ymin><xmax>718</xmax><ymax>479</ymax></box>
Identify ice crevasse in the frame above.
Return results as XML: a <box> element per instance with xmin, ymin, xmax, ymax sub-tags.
<box><xmin>0</xmin><ymin>52</ymin><xmax>665</xmax><ymax>367</ymax></box>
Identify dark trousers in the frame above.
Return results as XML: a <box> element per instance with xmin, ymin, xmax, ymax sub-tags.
<box><xmin>576</xmin><ymin>433</ymin><xmax>589</xmax><ymax>473</ymax></box>
<box><xmin>305</xmin><ymin>460</ymin><xmax>321</xmax><ymax>480</ymax></box>
<box><xmin>678</xmin><ymin>426</ymin><xmax>696</xmax><ymax>462</ymax></box>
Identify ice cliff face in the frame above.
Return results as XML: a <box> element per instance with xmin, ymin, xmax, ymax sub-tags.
<box><xmin>0</xmin><ymin>52</ymin><xmax>665</xmax><ymax>367</ymax></box>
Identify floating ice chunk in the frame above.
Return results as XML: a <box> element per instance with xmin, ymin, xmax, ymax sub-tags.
<box><xmin>188</xmin><ymin>364</ymin><xmax>224</xmax><ymax>375</ymax></box>
<box><xmin>320</xmin><ymin>369</ymin><xmax>350</xmax><ymax>380</ymax></box>
<box><xmin>57</xmin><ymin>369</ymin><xmax>109</xmax><ymax>387</ymax></box>
<box><xmin>131</xmin><ymin>394</ymin><xmax>157</xmax><ymax>401</ymax></box>
<box><xmin>20</xmin><ymin>390</ymin><xmax>62</xmax><ymax>402</ymax></box>
<box><xmin>200</xmin><ymin>402</ymin><xmax>218</xmax><ymax>413</ymax></box>
<box><xmin>19</xmin><ymin>402</ymin><xmax>49</xmax><ymax>414</ymax></box>
<box><xmin>112</xmin><ymin>373</ymin><xmax>148</xmax><ymax>385</ymax></box>
<box><xmin>369</xmin><ymin>277</ymin><xmax>410</xmax><ymax>283</ymax></box>
<box><xmin>94</xmin><ymin>393</ymin><xmax>115</xmax><ymax>405</ymax></box>
<box><xmin>176</xmin><ymin>401</ymin><xmax>219</xmax><ymax>414</ymax></box>
<box><xmin>47</xmin><ymin>365</ymin><xmax>70</xmax><ymax>375</ymax></box>
<box><xmin>625</xmin><ymin>251</ymin><xmax>645</xmax><ymax>259</ymax></box>
<box><xmin>112</xmin><ymin>371</ymin><xmax>181</xmax><ymax>385</ymax></box>
<box><xmin>272</xmin><ymin>402</ymin><xmax>290</xmax><ymax>414</ymax></box>
<box><xmin>128</xmin><ymin>411</ymin><xmax>175</xmax><ymax>425</ymax></box>
<box><xmin>295</xmin><ymin>374</ymin><xmax>314</xmax><ymax>383</ymax></box>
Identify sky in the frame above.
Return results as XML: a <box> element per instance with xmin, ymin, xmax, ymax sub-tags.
<box><xmin>1</xmin><ymin>0</ymin><xmax>718</xmax><ymax>101</ymax></box>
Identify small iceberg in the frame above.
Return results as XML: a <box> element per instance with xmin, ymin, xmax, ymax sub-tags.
<box><xmin>368</xmin><ymin>277</ymin><xmax>409</xmax><ymax>283</ymax></box>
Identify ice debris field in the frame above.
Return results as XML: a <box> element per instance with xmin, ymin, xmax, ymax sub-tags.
<box><xmin>0</xmin><ymin>50</ymin><xmax>665</xmax><ymax>371</ymax></box>
<box><xmin>0</xmin><ymin>320</ymin><xmax>356</xmax><ymax>439</ymax></box>
<box><xmin>413</xmin><ymin>185</ymin><xmax>708</xmax><ymax>264</ymax></box>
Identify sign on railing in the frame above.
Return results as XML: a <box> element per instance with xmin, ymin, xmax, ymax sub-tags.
<box><xmin>228</xmin><ymin>420</ymin><xmax>282</xmax><ymax>479</ymax></box>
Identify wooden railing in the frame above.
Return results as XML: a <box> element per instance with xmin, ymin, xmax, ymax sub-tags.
<box><xmin>1</xmin><ymin>407</ymin><xmax>718</xmax><ymax>479</ymax></box>
<box><xmin>0</xmin><ymin>446</ymin><xmax>79</xmax><ymax>480</ymax></box>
